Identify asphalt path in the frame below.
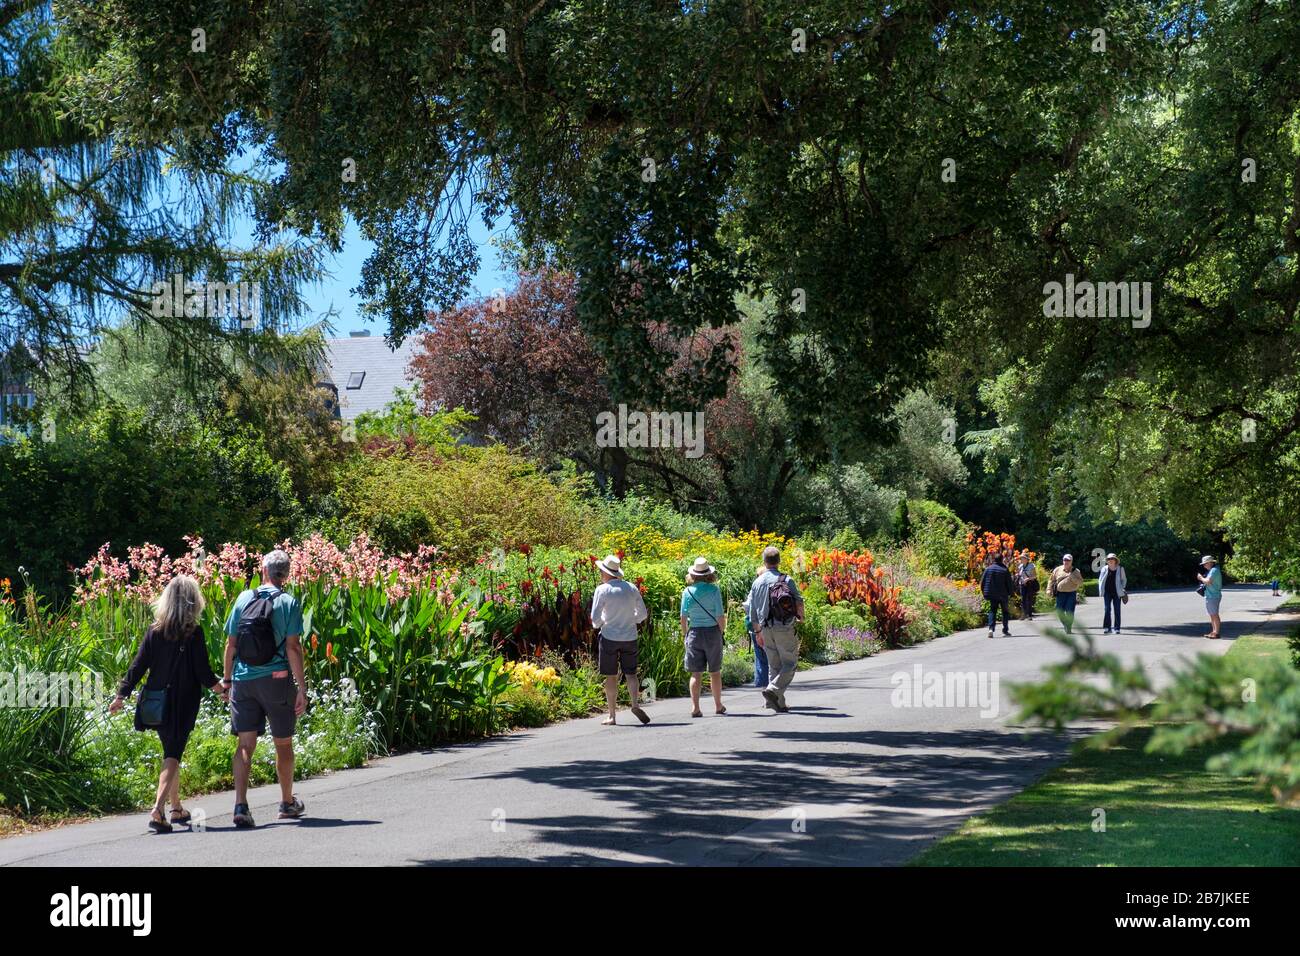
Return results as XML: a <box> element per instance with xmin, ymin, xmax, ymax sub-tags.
<box><xmin>1</xmin><ymin>584</ymin><xmax>1289</xmax><ymax>866</ymax></box>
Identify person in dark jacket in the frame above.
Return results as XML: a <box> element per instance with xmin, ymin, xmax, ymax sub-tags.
<box><xmin>110</xmin><ymin>575</ymin><xmax>225</xmax><ymax>833</ymax></box>
<box><xmin>980</xmin><ymin>554</ymin><xmax>1013</xmax><ymax>638</ymax></box>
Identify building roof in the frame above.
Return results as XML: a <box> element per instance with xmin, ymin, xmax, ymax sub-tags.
<box><xmin>320</xmin><ymin>334</ymin><xmax>420</xmax><ymax>419</ymax></box>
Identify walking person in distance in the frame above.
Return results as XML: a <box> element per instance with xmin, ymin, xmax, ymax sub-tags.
<box><xmin>223</xmin><ymin>550</ymin><xmax>309</xmax><ymax>828</ymax></box>
<box><xmin>748</xmin><ymin>547</ymin><xmax>805</xmax><ymax>713</ymax></box>
<box><xmin>590</xmin><ymin>554</ymin><xmax>651</xmax><ymax>725</ymax></box>
<box><xmin>981</xmin><ymin>551</ymin><xmax>1013</xmax><ymax>637</ymax></box>
<box><xmin>1097</xmin><ymin>553</ymin><xmax>1128</xmax><ymax>634</ymax></box>
<box><xmin>680</xmin><ymin>556</ymin><xmax>728</xmax><ymax>717</ymax></box>
<box><xmin>1047</xmin><ymin>554</ymin><xmax>1084</xmax><ymax>634</ymax></box>
<box><xmin>110</xmin><ymin>575</ymin><xmax>226</xmax><ymax>833</ymax></box>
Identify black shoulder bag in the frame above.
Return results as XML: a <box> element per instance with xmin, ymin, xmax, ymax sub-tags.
<box><xmin>137</xmin><ymin>630</ymin><xmax>187</xmax><ymax>728</ymax></box>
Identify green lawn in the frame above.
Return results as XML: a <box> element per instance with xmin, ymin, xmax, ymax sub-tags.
<box><xmin>912</xmin><ymin>621</ymin><xmax>1300</xmax><ymax>867</ymax></box>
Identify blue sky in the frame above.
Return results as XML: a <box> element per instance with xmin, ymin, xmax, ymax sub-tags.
<box><xmin>272</xmin><ymin>213</ymin><xmax>515</xmax><ymax>338</ymax></box>
<box><xmin>214</xmin><ymin>150</ymin><xmax>516</xmax><ymax>338</ymax></box>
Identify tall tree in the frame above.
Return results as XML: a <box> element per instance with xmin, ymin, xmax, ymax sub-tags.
<box><xmin>1</xmin><ymin>0</ymin><xmax>320</xmax><ymax>400</ymax></box>
<box><xmin>54</xmin><ymin>0</ymin><xmax>1170</xmax><ymax>461</ymax></box>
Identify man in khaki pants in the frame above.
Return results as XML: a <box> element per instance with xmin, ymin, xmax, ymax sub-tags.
<box><xmin>747</xmin><ymin>546</ymin><xmax>805</xmax><ymax>712</ymax></box>
<box><xmin>1047</xmin><ymin>553</ymin><xmax>1085</xmax><ymax>634</ymax></box>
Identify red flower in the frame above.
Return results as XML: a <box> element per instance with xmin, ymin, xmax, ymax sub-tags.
<box><xmin>521</xmin><ymin>580</ymin><xmax>534</xmax><ymax>595</ymax></box>
<box><xmin>519</xmin><ymin>544</ymin><xmax>533</xmax><ymax>557</ymax></box>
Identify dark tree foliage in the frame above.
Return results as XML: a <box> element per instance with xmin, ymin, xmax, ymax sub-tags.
<box><xmin>55</xmin><ymin>0</ymin><xmax>1174</xmax><ymax>463</ymax></box>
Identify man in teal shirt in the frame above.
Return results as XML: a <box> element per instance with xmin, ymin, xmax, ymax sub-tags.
<box><xmin>222</xmin><ymin>549</ymin><xmax>307</xmax><ymax>827</ymax></box>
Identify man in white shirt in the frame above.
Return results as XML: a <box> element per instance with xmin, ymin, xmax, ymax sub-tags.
<box><xmin>590</xmin><ymin>554</ymin><xmax>650</xmax><ymax>726</ymax></box>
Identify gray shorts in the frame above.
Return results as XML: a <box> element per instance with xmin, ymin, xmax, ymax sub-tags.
<box><xmin>598</xmin><ymin>637</ymin><xmax>638</xmax><ymax>677</ymax></box>
<box><xmin>685</xmin><ymin>626</ymin><xmax>724</xmax><ymax>673</ymax></box>
<box><xmin>230</xmin><ymin>675</ymin><xmax>297</xmax><ymax>739</ymax></box>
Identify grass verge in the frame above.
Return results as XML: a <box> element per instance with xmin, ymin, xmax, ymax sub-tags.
<box><xmin>912</xmin><ymin>608</ymin><xmax>1300</xmax><ymax>866</ymax></box>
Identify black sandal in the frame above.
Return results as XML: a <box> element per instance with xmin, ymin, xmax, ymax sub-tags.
<box><xmin>169</xmin><ymin>809</ymin><xmax>192</xmax><ymax>825</ymax></box>
<box><xmin>148</xmin><ymin>811</ymin><xmax>173</xmax><ymax>834</ymax></box>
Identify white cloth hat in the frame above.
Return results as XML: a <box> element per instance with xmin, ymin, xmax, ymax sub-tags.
<box><xmin>688</xmin><ymin>556</ymin><xmax>716</xmax><ymax>578</ymax></box>
<box><xmin>1062</xmin><ymin>553</ymin><xmax>1073</xmax><ymax>561</ymax></box>
<box><xmin>1200</xmin><ymin>555</ymin><xmax>1216</xmax><ymax>565</ymax></box>
<box><xmin>596</xmin><ymin>554</ymin><xmax>623</xmax><ymax>577</ymax></box>
<box><xmin>1106</xmin><ymin>553</ymin><xmax>1118</xmax><ymax>561</ymax></box>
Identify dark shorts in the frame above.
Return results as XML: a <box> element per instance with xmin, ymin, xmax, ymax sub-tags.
<box><xmin>230</xmin><ymin>675</ymin><xmax>297</xmax><ymax>739</ymax></box>
<box><xmin>598</xmin><ymin>637</ymin><xmax>638</xmax><ymax>677</ymax></box>
<box><xmin>685</xmin><ymin>625</ymin><xmax>724</xmax><ymax>673</ymax></box>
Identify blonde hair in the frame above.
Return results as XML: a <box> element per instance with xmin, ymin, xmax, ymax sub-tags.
<box><xmin>152</xmin><ymin>575</ymin><xmax>204</xmax><ymax>641</ymax></box>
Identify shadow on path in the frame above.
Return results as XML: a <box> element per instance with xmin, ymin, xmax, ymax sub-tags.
<box><xmin>427</xmin><ymin>728</ymin><xmax>1083</xmax><ymax>865</ymax></box>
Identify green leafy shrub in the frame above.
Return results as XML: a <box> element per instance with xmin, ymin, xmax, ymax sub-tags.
<box><xmin>552</xmin><ymin>656</ymin><xmax>606</xmax><ymax>717</ymax></box>
<box><xmin>501</xmin><ymin>683</ymin><xmax>556</xmax><ymax>728</ymax></box>
<box><xmin>0</xmin><ymin>404</ymin><xmax>299</xmax><ymax>596</ymax></box>
<box><xmin>635</xmin><ymin>562</ymin><xmax>688</xmax><ymax>616</ymax></box>
<box><xmin>337</xmin><ymin>443</ymin><xmax>598</xmax><ymax>564</ymax></box>
<box><xmin>596</xmin><ymin>492</ymin><xmax>719</xmax><ymax>538</ymax></box>
<box><xmin>795</xmin><ymin>602</ymin><xmax>829</xmax><ymax>660</ymax></box>
<box><xmin>637</xmin><ymin>617</ymin><xmax>689</xmax><ymax>698</ymax></box>
<box><xmin>829</xmin><ymin>526</ymin><xmax>867</xmax><ymax>553</ymax></box>
<box><xmin>824</xmin><ymin>603</ymin><xmax>872</xmax><ymax>631</ymax></box>
<box><xmin>721</xmin><ymin>646</ymin><xmax>754</xmax><ymax>687</ymax></box>
<box><xmin>903</xmin><ymin>611</ymin><xmax>938</xmax><ymax>645</ymax></box>
<box><xmin>905</xmin><ymin>499</ymin><xmax>969</xmax><ymax>578</ymax></box>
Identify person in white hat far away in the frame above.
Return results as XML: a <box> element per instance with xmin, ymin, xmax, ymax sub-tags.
<box><xmin>681</xmin><ymin>556</ymin><xmax>729</xmax><ymax>717</ymax></box>
<box><xmin>1046</xmin><ymin>553</ymin><xmax>1084</xmax><ymax>634</ymax></box>
<box><xmin>1097</xmin><ymin>552</ymin><xmax>1128</xmax><ymax>634</ymax></box>
<box><xmin>589</xmin><ymin>554</ymin><xmax>650</xmax><ymax>725</ymax></box>
<box><xmin>1196</xmin><ymin>555</ymin><xmax>1223</xmax><ymax>639</ymax></box>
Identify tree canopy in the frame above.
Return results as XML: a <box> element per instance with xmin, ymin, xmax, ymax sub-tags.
<box><xmin>11</xmin><ymin>0</ymin><xmax>1299</xmax><ymax>555</ymax></box>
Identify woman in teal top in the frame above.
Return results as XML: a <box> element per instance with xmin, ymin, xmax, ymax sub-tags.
<box><xmin>680</xmin><ymin>556</ymin><xmax>728</xmax><ymax>717</ymax></box>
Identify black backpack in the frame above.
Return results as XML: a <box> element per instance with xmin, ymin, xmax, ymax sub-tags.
<box><xmin>766</xmin><ymin>574</ymin><xmax>798</xmax><ymax>626</ymax></box>
<box><xmin>235</xmin><ymin>588</ymin><xmax>282</xmax><ymax>666</ymax></box>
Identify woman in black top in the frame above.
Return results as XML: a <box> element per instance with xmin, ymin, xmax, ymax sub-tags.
<box><xmin>110</xmin><ymin>575</ymin><xmax>225</xmax><ymax>833</ymax></box>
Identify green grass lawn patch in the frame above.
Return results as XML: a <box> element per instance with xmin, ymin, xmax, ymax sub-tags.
<box><xmin>912</xmin><ymin>613</ymin><xmax>1300</xmax><ymax>867</ymax></box>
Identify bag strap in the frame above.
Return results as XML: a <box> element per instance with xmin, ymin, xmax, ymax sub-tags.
<box><xmin>685</xmin><ymin>585</ymin><xmax>720</xmax><ymax>626</ymax></box>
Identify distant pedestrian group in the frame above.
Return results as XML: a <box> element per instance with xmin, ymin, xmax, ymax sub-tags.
<box><xmin>111</xmin><ymin>540</ymin><xmax>1239</xmax><ymax>834</ymax></box>
<box><xmin>589</xmin><ymin>544</ymin><xmax>804</xmax><ymax>725</ymax></box>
